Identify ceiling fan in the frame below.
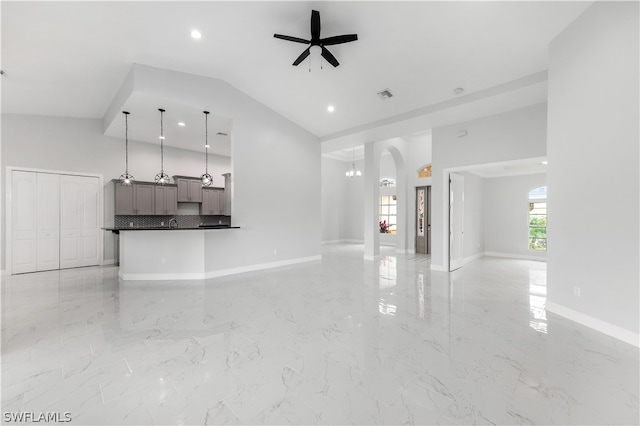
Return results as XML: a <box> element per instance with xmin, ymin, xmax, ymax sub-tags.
<box><xmin>274</xmin><ymin>10</ymin><xmax>358</xmax><ymax>67</ymax></box>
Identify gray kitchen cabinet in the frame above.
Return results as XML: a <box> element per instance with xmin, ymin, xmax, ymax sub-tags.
<box><xmin>201</xmin><ymin>188</ymin><xmax>224</xmax><ymax>215</ymax></box>
<box><xmin>154</xmin><ymin>185</ymin><xmax>177</xmax><ymax>215</ymax></box>
<box><xmin>114</xmin><ymin>181</ymin><xmax>155</xmax><ymax>215</ymax></box>
<box><xmin>134</xmin><ymin>183</ymin><xmax>155</xmax><ymax>215</ymax></box>
<box><xmin>115</xmin><ymin>182</ymin><xmax>134</xmax><ymax>215</ymax></box>
<box><xmin>175</xmin><ymin>176</ymin><xmax>203</xmax><ymax>203</ymax></box>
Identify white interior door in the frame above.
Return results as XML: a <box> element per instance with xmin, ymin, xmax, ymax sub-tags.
<box><xmin>60</xmin><ymin>175</ymin><xmax>100</xmax><ymax>269</ymax></box>
<box><xmin>449</xmin><ymin>173</ymin><xmax>464</xmax><ymax>271</ymax></box>
<box><xmin>36</xmin><ymin>173</ymin><xmax>60</xmax><ymax>271</ymax></box>
<box><xmin>60</xmin><ymin>175</ymin><xmax>83</xmax><ymax>269</ymax></box>
<box><xmin>80</xmin><ymin>177</ymin><xmax>100</xmax><ymax>266</ymax></box>
<box><xmin>11</xmin><ymin>171</ymin><xmax>37</xmax><ymax>273</ymax></box>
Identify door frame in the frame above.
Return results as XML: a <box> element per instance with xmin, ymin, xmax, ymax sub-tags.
<box><xmin>415</xmin><ymin>185</ymin><xmax>431</xmax><ymax>255</ymax></box>
<box><xmin>5</xmin><ymin>166</ymin><xmax>104</xmax><ymax>275</ymax></box>
<box><xmin>449</xmin><ymin>172</ymin><xmax>464</xmax><ymax>271</ymax></box>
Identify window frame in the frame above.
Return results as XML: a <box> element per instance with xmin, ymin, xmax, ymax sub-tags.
<box><xmin>528</xmin><ymin>186</ymin><xmax>547</xmax><ymax>252</ymax></box>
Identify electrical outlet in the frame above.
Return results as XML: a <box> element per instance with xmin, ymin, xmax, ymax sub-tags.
<box><xmin>219</xmin><ymin>220</ymin><xmax>222</xmax><ymax>224</ymax></box>
<box><xmin>274</xmin><ymin>249</ymin><xmax>277</xmax><ymax>255</ymax></box>
<box><xmin>161</xmin><ymin>257</ymin><xmax>166</xmax><ymax>264</ymax></box>
<box><xmin>161</xmin><ymin>221</ymin><xmax>164</xmax><ymax>226</ymax></box>
<box><xmin>574</xmin><ymin>286</ymin><xmax>581</xmax><ymax>296</ymax></box>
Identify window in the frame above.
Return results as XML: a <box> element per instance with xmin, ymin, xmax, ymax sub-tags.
<box><xmin>379</xmin><ymin>195</ymin><xmax>397</xmax><ymax>234</ymax></box>
<box><xmin>418</xmin><ymin>164</ymin><xmax>432</xmax><ymax>178</ymax></box>
<box><xmin>529</xmin><ymin>186</ymin><xmax>547</xmax><ymax>251</ymax></box>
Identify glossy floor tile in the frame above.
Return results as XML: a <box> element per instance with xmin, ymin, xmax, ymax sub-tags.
<box><xmin>2</xmin><ymin>244</ymin><xmax>638</xmax><ymax>425</ymax></box>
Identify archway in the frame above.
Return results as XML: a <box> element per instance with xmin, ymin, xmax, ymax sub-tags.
<box><xmin>363</xmin><ymin>139</ymin><xmax>407</xmax><ymax>260</ymax></box>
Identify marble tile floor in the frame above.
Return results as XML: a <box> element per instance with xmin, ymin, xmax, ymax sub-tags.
<box><xmin>1</xmin><ymin>243</ymin><xmax>638</xmax><ymax>425</ymax></box>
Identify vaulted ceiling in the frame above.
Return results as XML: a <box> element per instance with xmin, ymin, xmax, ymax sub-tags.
<box><xmin>1</xmin><ymin>1</ymin><xmax>592</xmax><ymax>155</ymax></box>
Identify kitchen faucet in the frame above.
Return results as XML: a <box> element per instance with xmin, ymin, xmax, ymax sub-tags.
<box><xmin>169</xmin><ymin>217</ymin><xmax>178</xmax><ymax>229</ymax></box>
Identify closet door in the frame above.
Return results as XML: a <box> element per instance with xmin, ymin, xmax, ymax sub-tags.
<box><xmin>80</xmin><ymin>176</ymin><xmax>100</xmax><ymax>267</ymax></box>
<box><xmin>11</xmin><ymin>171</ymin><xmax>37</xmax><ymax>273</ymax></box>
<box><xmin>60</xmin><ymin>175</ymin><xmax>100</xmax><ymax>268</ymax></box>
<box><xmin>36</xmin><ymin>173</ymin><xmax>60</xmax><ymax>271</ymax></box>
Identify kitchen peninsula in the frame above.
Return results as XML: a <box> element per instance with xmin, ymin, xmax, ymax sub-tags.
<box><xmin>109</xmin><ymin>176</ymin><xmax>239</xmax><ymax>280</ymax></box>
<box><xmin>113</xmin><ymin>226</ymin><xmax>239</xmax><ymax>281</ymax></box>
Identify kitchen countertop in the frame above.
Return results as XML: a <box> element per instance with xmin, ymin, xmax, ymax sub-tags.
<box><xmin>104</xmin><ymin>226</ymin><xmax>239</xmax><ymax>233</ymax></box>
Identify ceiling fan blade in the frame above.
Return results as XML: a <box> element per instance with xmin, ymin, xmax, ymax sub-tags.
<box><xmin>310</xmin><ymin>10</ymin><xmax>321</xmax><ymax>41</ymax></box>
<box><xmin>274</xmin><ymin>34</ymin><xmax>310</xmax><ymax>44</ymax></box>
<box><xmin>319</xmin><ymin>34</ymin><xmax>358</xmax><ymax>46</ymax></box>
<box><xmin>321</xmin><ymin>46</ymin><xmax>340</xmax><ymax>67</ymax></box>
<box><xmin>292</xmin><ymin>47</ymin><xmax>311</xmax><ymax>66</ymax></box>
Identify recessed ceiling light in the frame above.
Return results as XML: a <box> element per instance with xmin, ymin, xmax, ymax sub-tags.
<box><xmin>178</xmin><ymin>122</ymin><xmax>186</xmax><ymax>127</ymax></box>
<box><xmin>159</xmin><ymin>136</ymin><xmax>165</xmax><ymax>140</ymax></box>
<box><xmin>327</xmin><ymin>105</ymin><xmax>335</xmax><ymax>112</ymax></box>
<box><xmin>542</xmin><ymin>161</ymin><xmax>548</xmax><ymax>165</ymax></box>
<box><xmin>453</xmin><ymin>87</ymin><xmax>464</xmax><ymax>95</ymax></box>
<box><xmin>190</xmin><ymin>30</ymin><xmax>202</xmax><ymax>39</ymax></box>
<box><xmin>205</xmin><ymin>144</ymin><xmax>210</xmax><ymax>148</ymax></box>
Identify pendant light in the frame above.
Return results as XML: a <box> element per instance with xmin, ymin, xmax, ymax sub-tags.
<box><xmin>201</xmin><ymin>111</ymin><xmax>213</xmax><ymax>187</ymax></box>
<box><xmin>119</xmin><ymin>111</ymin><xmax>134</xmax><ymax>186</ymax></box>
<box><xmin>154</xmin><ymin>108</ymin><xmax>170</xmax><ymax>185</ymax></box>
<box><xmin>345</xmin><ymin>146</ymin><xmax>362</xmax><ymax>178</ymax></box>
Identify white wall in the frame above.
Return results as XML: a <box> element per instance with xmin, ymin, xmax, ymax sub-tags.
<box><xmin>344</xmin><ymin>158</ymin><xmax>365</xmax><ymax>242</ymax></box>
<box><xmin>320</xmin><ymin>156</ymin><xmax>364</xmax><ymax>243</ymax></box>
<box><xmin>431</xmin><ymin>103</ymin><xmax>547</xmax><ymax>270</ymax></box>
<box><xmin>546</xmin><ymin>1</ymin><xmax>639</xmax><ymax>342</ymax></box>
<box><xmin>460</xmin><ymin>171</ymin><xmax>485</xmax><ymax>261</ymax></box>
<box><xmin>406</xmin><ymin>133</ymin><xmax>433</xmax><ymax>253</ymax></box>
<box><xmin>321</xmin><ymin>157</ymin><xmax>348</xmax><ymax>243</ymax></box>
<box><xmin>484</xmin><ymin>173</ymin><xmax>547</xmax><ymax>260</ymax></box>
<box><xmin>1</xmin><ymin>114</ymin><xmax>230</xmax><ymax>267</ymax></box>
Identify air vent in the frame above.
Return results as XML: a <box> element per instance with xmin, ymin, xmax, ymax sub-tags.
<box><xmin>216</xmin><ymin>132</ymin><xmax>228</xmax><ymax>136</ymax></box>
<box><xmin>377</xmin><ymin>89</ymin><xmax>394</xmax><ymax>100</ymax></box>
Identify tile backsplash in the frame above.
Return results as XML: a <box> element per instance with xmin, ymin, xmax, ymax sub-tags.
<box><xmin>115</xmin><ymin>215</ymin><xmax>230</xmax><ymax>229</ymax></box>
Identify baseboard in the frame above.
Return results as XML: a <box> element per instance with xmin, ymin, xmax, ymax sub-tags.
<box><xmin>396</xmin><ymin>249</ymin><xmax>416</xmax><ymax>254</ymax></box>
<box><xmin>103</xmin><ymin>258</ymin><xmax>115</xmax><ymax>266</ymax></box>
<box><xmin>120</xmin><ymin>255</ymin><xmax>322</xmax><ymax>281</ymax></box>
<box><xmin>363</xmin><ymin>254</ymin><xmax>379</xmax><ymax>261</ymax></box>
<box><xmin>546</xmin><ymin>301</ymin><xmax>639</xmax><ymax>348</ymax></box>
<box><xmin>463</xmin><ymin>252</ymin><xmax>484</xmax><ymax>265</ymax></box>
<box><xmin>322</xmin><ymin>239</ymin><xmax>347</xmax><ymax>245</ymax></box>
<box><xmin>205</xmin><ymin>255</ymin><xmax>322</xmax><ymax>279</ymax></box>
<box><xmin>119</xmin><ymin>271</ymin><xmax>206</xmax><ymax>281</ymax></box>
<box><xmin>430</xmin><ymin>264</ymin><xmax>447</xmax><ymax>271</ymax></box>
<box><xmin>485</xmin><ymin>251</ymin><xmax>546</xmax><ymax>262</ymax></box>
<box><xmin>345</xmin><ymin>239</ymin><xmax>364</xmax><ymax>244</ymax></box>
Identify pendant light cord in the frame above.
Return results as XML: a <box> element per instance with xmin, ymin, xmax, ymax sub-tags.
<box><xmin>205</xmin><ymin>111</ymin><xmax>209</xmax><ymax>173</ymax></box>
<box><xmin>124</xmin><ymin>112</ymin><xmax>129</xmax><ymax>174</ymax></box>
<box><xmin>159</xmin><ymin>109</ymin><xmax>165</xmax><ymax>174</ymax></box>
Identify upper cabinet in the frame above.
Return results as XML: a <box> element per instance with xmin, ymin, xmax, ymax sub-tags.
<box><xmin>175</xmin><ymin>176</ymin><xmax>203</xmax><ymax>203</ymax></box>
<box><xmin>134</xmin><ymin>183</ymin><xmax>155</xmax><ymax>215</ymax></box>
<box><xmin>154</xmin><ymin>185</ymin><xmax>177</xmax><ymax>215</ymax></box>
<box><xmin>201</xmin><ymin>188</ymin><xmax>225</xmax><ymax>215</ymax></box>
<box><xmin>114</xmin><ymin>181</ymin><xmax>177</xmax><ymax>215</ymax></box>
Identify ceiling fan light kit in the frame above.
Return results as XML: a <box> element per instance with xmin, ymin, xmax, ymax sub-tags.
<box><xmin>274</xmin><ymin>10</ymin><xmax>358</xmax><ymax>68</ymax></box>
